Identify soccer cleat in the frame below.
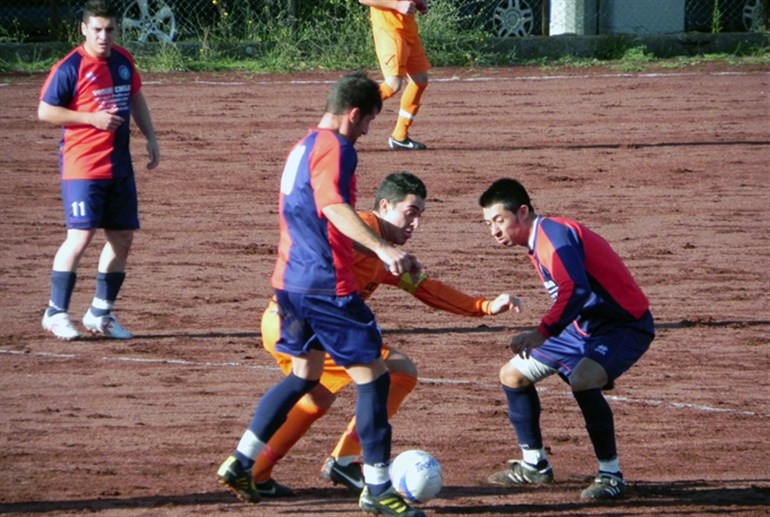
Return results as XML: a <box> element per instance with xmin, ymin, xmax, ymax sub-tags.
<box><xmin>388</xmin><ymin>136</ymin><xmax>427</xmax><ymax>151</ymax></box>
<box><xmin>82</xmin><ymin>310</ymin><xmax>133</xmax><ymax>339</ymax></box>
<box><xmin>487</xmin><ymin>459</ymin><xmax>554</xmax><ymax>486</ymax></box>
<box><xmin>42</xmin><ymin>311</ymin><xmax>81</xmax><ymax>341</ymax></box>
<box><xmin>580</xmin><ymin>472</ymin><xmax>627</xmax><ymax>500</ymax></box>
<box><xmin>321</xmin><ymin>456</ymin><xmax>364</xmax><ymax>492</ymax></box>
<box><xmin>217</xmin><ymin>456</ymin><xmax>261</xmax><ymax>503</ymax></box>
<box><xmin>359</xmin><ymin>486</ymin><xmax>426</xmax><ymax>517</ymax></box>
<box><xmin>254</xmin><ymin>478</ymin><xmax>294</xmax><ymax>497</ymax></box>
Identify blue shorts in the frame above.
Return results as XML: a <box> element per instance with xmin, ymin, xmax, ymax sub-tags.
<box><xmin>531</xmin><ymin>311</ymin><xmax>654</xmax><ymax>382</ymax></box>
<box><xmin>61</xmin><ymin>177</ymin><xmax>139</xmax><ymax>230</ymax></box>
<box><xmin>273</xmin><ymin>289</ymin><xmax>383</xmax><ymax>367</ymax></box>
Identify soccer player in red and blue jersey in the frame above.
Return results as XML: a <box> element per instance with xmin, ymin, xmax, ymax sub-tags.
<box><xmin>216</xmin><ymin>73</ymin><xmax>426</xmax><ymax>517</ymax></box>
<box><xmin>480</xmin><ymin>178</ymin><xmax>654</xmax><ymax>500</ymax></box>
<box><xmin>38</xmin><ymin>0</ymin><xmax>159</xmax><ymax>341</ymax></box>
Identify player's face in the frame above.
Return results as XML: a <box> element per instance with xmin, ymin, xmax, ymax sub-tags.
<box><xmin>82</xmin><ymin>16</ymin><xmax>117</xmax><ymax>59</ymax></box>
<box><xmin>483</xmin><ymin>202</ymin><xmax>528</xmax><ymax>247</ymax></box>
<box><xmin>379</xmin><ymin>194</ymin><xmax>425</xmax><ymax>245</ymax></box>
<box><xmin>346</xmin><ymin>109</ymin><xmax>376</xmax><ymax>144</ymax></box>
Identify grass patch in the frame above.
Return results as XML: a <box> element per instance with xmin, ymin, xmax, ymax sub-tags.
<box><xmin>0</xmin><ymin>0</ymin><xmax>767</xmax><ymax>74</ymax></box>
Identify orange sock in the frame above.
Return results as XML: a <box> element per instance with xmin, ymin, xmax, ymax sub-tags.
<box><xmin>330</xmin><ymin>372</ymin><xmax>418</xmax><ymax>459</ymax></box>
<box><xmin>379</xmin><ymin>82</ymin><xmax>396</xmax><ymax>101</ymax></box>
<box><xmin>392</xmin><ymin>81</ymin><xmax>427</xmax><ymax>141</ymax></box>
<box><xmin>252</xmin><ymin>396</ymin><xmax>328</xmax><ymax>482</ymax></box>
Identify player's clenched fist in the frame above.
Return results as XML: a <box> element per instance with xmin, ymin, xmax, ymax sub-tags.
<box><xmin>379</xmin><ymin>246</ymin><xmax>422</xmax><ymax>277</ymax></box>
<box><xmin>509</xmin><ymin>329</ymin><xmax>546</xmax><ymax>358</ymax></box>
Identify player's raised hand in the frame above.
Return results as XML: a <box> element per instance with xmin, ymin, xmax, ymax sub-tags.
<box><xmin>90</xmin><ymin>105</ymin><xmax>124</xmax><ymax>132</ymax></box>
<box><xmin>509</xmin><ymin>329</ymin><xmax>546</xmax><ymax>358</ymax></box>
<box><xmin>489</xmin><ymin>294</ymin><xmax>521</xmax><ymax>315</ymax></box>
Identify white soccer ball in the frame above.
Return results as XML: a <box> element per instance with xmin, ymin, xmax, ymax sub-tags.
<box><xmin>389</xmin><ymin>449</ymin><xmax>443</xmax><ymax>503</ymax></box>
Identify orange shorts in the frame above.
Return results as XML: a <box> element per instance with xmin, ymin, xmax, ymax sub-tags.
<box><xmin>371</xmin><ymin>26</ymin><xmax>431</xmax><ymax>78</ymax></box>
<box><xmin>261</xmin><ymin>299</ymin><xmax>391</xmax><ymax>394</ymax></box>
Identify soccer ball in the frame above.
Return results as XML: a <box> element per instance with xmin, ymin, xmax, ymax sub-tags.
<box><xmin>389</xmin><ymin>449</ymin><xmax>443</xmax><ymax>503</ymax></box>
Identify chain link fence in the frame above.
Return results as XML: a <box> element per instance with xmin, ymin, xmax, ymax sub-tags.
<box><xmin>0</xmin><ymin>0</ymin><xmax>766</xmax><ymax>43</ymax></box>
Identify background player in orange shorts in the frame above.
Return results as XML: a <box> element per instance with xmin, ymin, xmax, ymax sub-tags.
<box><xmin>359</xmin><ymin>0</ymin><xmax>431</xmax><ymax>150</ymax></box>
<box><xmin>250</xmin><ymin>171</ymin><xmax>520</xmax><ymax>496</ymax></box>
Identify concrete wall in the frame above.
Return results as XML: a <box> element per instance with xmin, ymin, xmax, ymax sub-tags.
<box><xmin>599</xmin><ymin>0</ymin><xmax>685</xmax><ymax>35</ymax></box>
<box><xmin>484</xmin><ymin>31</ymin><xmax>769</xmax><ymax>60</ymax></box>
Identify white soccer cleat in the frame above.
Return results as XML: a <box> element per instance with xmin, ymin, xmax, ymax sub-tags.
<box><xmin>82</xmin><ymin>310</ymin><xmax>133</xmax><ymax>339</ymax></box>
<box><xmin>42</xmin><ymin>311</ymin><xmax>82</xmax><ymax>341</ymax></box>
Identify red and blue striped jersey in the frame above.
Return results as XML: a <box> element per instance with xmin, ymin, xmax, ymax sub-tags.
<box><xmin>271</xmin><ymin>128</ymin><xmax>359</xmax><ymax>296</ymax></box>
<box><xmin>529</xmin><ymin>216</ymin><xmax>650</xmax><ymax>338</ymax></box>
<box><xmin>39</xmin><ymin>44</ymin><xmax>141</xmax><ymax>180</ymax></box>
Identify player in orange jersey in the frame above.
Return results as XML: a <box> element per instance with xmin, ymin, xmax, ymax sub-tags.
<box><xmin>250</xmin><ymin>171</ymin><xmax>520</xmax><ymax>496</ymax></box>
<box><xmin>360</xmin><ymin>0</ymin><xmax>431</xmax><ymax>150</ymax></box>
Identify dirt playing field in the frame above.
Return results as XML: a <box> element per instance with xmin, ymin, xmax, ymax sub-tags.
<box><xmin>1</xmin><ymin>63</ymin><xmax>769</xmax><ymax>516</ymax></box>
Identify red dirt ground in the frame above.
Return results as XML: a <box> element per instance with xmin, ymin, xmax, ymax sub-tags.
<box><xmin>1</xmin><ymin>63</ymin><xmax>769</xmax><ymax>516</ymax></box>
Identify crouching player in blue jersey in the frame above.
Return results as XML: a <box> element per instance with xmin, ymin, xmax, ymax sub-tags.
<box><xmin>216</xmin><ymin>72</ymin><xmax>427</xmax><ymax>517</ymax></box>
<box><xmin>479</xmin><ymin>178</ymin><xmax>654</xmax><ymax>500</ymax></box>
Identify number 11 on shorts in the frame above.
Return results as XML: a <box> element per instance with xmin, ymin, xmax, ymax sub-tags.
<box><xmin>71</xmin><ymin>201</ymin><xmax>86</xmax><ymax>217</ymax></box>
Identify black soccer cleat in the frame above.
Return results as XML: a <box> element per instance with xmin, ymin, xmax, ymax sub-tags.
<box><xmin>388</xmin><ymin>136</ymin><xmax>427</xmax><ymax>151</ymax></box>
<box><xmin>487</xmin><ymin>459</ymin><xmax>554</xmax><ymax>486</ymax></box>
<box><xmin>320</xmin><ymin>455</ymin><xmax>364</xmax><ymax>492</ymax></box>
<box><xmin>216</xmin><ymin>455</ymin><xmax>261</xmax><ymax>503</ymax></box>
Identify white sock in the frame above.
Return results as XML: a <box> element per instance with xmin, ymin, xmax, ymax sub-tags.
<box><xmin>598</xmin><ymin>457</ymin><xmax>621</xmax><ymax>474</ymax></box>
<box><xmin>363</xmin><ymin>463</ymin><xmax>390</xmax><ymax>485</ymax></box>
<box><xmin>236</xmin><ymin>429</ymin><xmax>266</xmax><ymax>461</ymax></box>
<box><xmin>522</xmin><ymin>447</ymin><xmax>547</xmax><ymax>466</ymax></box>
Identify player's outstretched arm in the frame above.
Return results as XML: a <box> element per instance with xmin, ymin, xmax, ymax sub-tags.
<box><xmin>404</xmin><ymin>276</ymin><xmax>521</xmax><ymax>318</ymax></box>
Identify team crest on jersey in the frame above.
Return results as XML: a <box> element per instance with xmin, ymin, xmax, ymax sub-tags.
<box><xmin>119</xmin><ymin>65</ymin><xmax>130</xmax><ymax>81</ymax></box>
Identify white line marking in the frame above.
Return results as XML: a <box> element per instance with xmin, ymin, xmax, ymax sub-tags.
<box><xmin>192</xmin><ymin>81</ymin><xmax>246</xmax><ymax>85</ymax></box>
<box><xmin>1</xmin><ymin>348</ymin><xmax>764</xmax><ymax>418</ymax></box>
<box><xmin>2</xmin><ymin>70</ymin><xmax>764</xmax><ymax>89</ymax></box>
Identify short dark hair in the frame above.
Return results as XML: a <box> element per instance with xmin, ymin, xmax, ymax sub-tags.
<box><xmin>374</xmin><ymin>171</ymin><xmax>427</xmax><ymax>210</ymax></box>
<box><xmin>478</xmin><ymin>178</ymin><xmax>534</xmax><ymax>212</ymax></box>
<box><xmin>325</xmin><ymin>72</ymin><xmax>382</xmax><ymax>118</ymax></box>
<box><xmin>83</xmin><ymin>0</ymin><xmax>117</xmax><ymax>22</ymax></box>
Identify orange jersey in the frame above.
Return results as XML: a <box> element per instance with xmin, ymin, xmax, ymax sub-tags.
<box><xmin>354</xmin><ymin>211</ymin><xmax>493</xmax><ymax>316</ymax></box>
<box><xmin>261</xmin><ymin>211</ymin><xmax>494</xmax><ymax>393</ymax></box>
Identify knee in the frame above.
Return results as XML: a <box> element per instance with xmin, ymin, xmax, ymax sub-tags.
<box><xmin>385</xmin><ymin>76</ymin><xmax>403</xmax><ymax>94</ymax></box>
<box><xmin>500</xmin><ymin>362</ymin><xmax>530</xmax><ymax>389</ymax></box>
<box><xmin>385</xmin><ymin>350</ymin><xmax>417</xmax><ymax>378</ymax></box>
<box><xmin>569</xmin><ymin>365</ymin><xmax>607</xmax><ymax>392</ymax></box>
<box><xmin>62</xmin><ymin>230</ymin><xmax>95</xmax><ymax>255</ymax></box>
<box><xmin>105</xmin><ymin>231</ymin><xmax>134</xmax><ymax>257</ymax></box>
<box><xmin>410</xmin><ymin>72</ymin><xmax>428</xmax><ymax>86</ymax></box>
